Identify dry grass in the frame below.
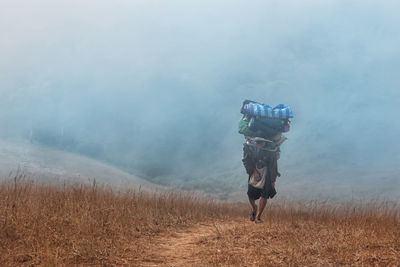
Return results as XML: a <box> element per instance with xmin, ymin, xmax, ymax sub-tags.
<box><xmin>195</xmin><ymin>201</ymin><xmax>400</xmax><ymax>266</ymax></box>
<box><xmin>1</xmin><ymin>176</ymin><xmax>399</xmax><ymax>266</ymax></box>
<box><xmin>0</xmin><ymin>176</ymin><xmax>245</xmax><ymax>265</ymax></box>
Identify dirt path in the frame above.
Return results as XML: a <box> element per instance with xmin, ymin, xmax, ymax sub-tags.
<box><xmin>140</xmin><ymin>220</ymin><xmax>243</xmax><ymax>266</ymax></box>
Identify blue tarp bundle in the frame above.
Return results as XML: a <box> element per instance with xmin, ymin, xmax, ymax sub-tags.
<box><xmin>242</xmin><ymin>102</ymin><xmax>293</xmax><ymax>119</ymax></box>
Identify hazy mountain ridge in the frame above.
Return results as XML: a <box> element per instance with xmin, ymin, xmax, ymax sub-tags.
<box><xmin>1</xmin><ymin>0</ymin><xmax>400</xmax><ymax>198</ymax></box>
<box><xmin>0</xmin><ymin>140</ymin><xmax>156</xmax><ymax>190</ymax></box>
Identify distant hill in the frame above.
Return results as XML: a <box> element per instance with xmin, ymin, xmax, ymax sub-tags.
<box><xmin>0</xmin><ymin>140</ymin><xmax>157</xmax><ymax>190</ymax></box>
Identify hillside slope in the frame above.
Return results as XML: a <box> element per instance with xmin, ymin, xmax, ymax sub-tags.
<box><xmin>0</xmin><ymin>140</ymin><xmax>156</xmax><ymax>189</ymax></box>
<box><xmin>0</xmin><ymin>178</ymin><xmax>398</xmax><ymax>265</ymax></box>
<box><xmin>140</xmin><ymin>216</ymin><xmax>400</xmax><ymax>266</ymax></box>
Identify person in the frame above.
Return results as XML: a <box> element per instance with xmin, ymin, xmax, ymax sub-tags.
<box><xmin>242</xmin><ymin>137</ymin><xmax>280</xmax><ymax>223</ymax></box>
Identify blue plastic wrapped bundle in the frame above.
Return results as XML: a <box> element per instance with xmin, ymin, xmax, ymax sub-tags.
<box><xmin>238</xmin><ymin>100</ymin><xmax>293</xmax><ymax>138</ymax></box>
<box><xmin>242</xmin><ymin>102</ymin><xmax>293</xmax><ymax>119</ymax></box>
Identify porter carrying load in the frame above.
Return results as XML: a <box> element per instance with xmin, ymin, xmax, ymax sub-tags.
<box><xmin>239</xmin><ymin>99</ymin><xmax>293</xmax><ymax>223</ymax></box>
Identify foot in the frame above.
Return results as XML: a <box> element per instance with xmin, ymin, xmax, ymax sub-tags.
<box><xmin>255</xmin><ymin>217</ymin><xmax>263</xmax><ymax>224</ymax></box>
<box><xmin>250</xmin><ymin>205</ymin><xmax>257</xmax><ymax>221</ymax></box>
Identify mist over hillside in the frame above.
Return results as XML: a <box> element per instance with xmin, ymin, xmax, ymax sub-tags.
<box><xmin>1</xmin><ymin>0</ymin><xmax>400</xmax><ymax>199</ymax></box>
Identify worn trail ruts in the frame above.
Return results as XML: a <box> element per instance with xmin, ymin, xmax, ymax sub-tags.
<box><xmin>140</xmin><ymin>220</ymin><xmax>245</xmax><ymax>266</ymax></box>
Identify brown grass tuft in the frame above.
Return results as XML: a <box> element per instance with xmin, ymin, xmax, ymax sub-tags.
<box><xmin>1</xmin><ymin>175</ymin><xmax>399</xmax><ymax>266</ymax></box>
<box><xmin>0</xmin><ymin>176</ymin><xmax>245</xmax><ymax>265</ymax></box>
<box><xmin>195</xmin><ymin>200</ymin><xmax>400</xmax><ymax>266</ymax></box>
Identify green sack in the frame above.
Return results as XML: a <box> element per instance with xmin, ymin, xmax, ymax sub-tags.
<box><xmin>238</xmin><ymin>115</ymin><xmax>256</xmax><ymax>137</ymax></box>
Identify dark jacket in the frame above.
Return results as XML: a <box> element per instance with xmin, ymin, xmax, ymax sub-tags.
<box><xmin>242</xmin><ymin>141</ymin><xmax>280</xmax><ymax>198</ymax></box>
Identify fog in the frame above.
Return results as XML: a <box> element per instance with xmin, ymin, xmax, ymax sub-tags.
<box><xmin>1</xmin><ymin>0</ymin><xmax>400</xmax><ymax>200</ymax></box>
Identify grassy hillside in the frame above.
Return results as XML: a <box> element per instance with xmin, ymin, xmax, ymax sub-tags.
<box><xmin>0</xmin><ymin>176</ymin><xmax>245</xmax><ymax>265</ymax></box>
<box><xmin>0</xmin><ymin>176</ymin><xmax>399</xmax><ymax>265</ymax></box>
<box><xmin>194</xmin><ymin>201</ymin><xmax>400</xmax><ymax>266</ymax></box>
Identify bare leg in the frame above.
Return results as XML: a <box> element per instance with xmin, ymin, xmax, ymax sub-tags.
<box><xmin>256</xmin><ymin>197</ymin><xmax>268</xmax><ymax>219</ymax></box>
<box><xmin>248</xmin><ymin>196</ymin><xmax>257</xmax><ymax>212</ymax></box>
